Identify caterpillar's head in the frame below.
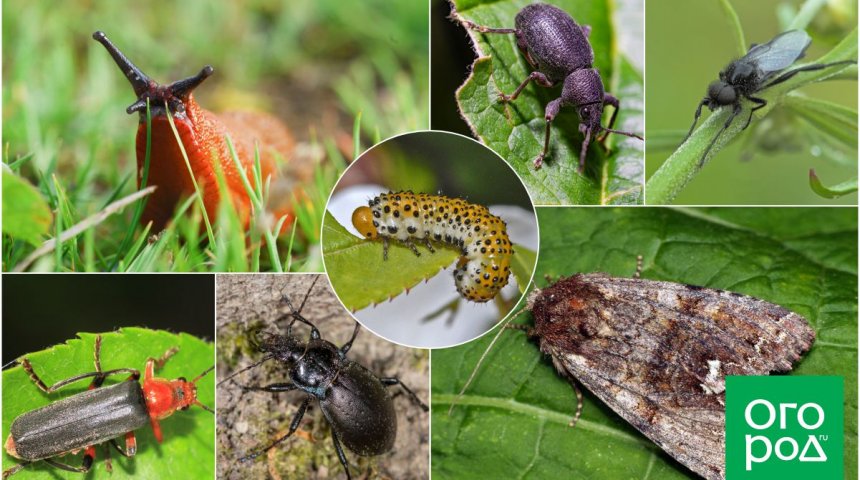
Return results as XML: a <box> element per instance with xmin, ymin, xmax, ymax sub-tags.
<box><xmin>93</xmin><ymin>31</ymin><xmax>213</xmax><ymax>120</ymax></box>
<box><xmin>352</xmin><ymin>206</ymin><xmax>378</xmax><ymax>239</ymax></box>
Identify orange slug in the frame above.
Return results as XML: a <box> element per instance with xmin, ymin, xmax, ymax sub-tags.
<box><xmin>93</xmin><ymin>31</ymin><xmax>298</xmax><ymax>232</ymax></box>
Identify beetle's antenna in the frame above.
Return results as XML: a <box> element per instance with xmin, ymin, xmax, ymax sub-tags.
<box><xmin>217</xmin><ymin>355</ymin><xmax>274</xmax><ymax>386</ymax></box>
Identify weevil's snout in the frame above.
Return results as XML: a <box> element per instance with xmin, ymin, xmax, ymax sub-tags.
<box><xmin>707</xmin><ymin>80</ymin><xmax>736</xmax><ymax>107</ymax></box>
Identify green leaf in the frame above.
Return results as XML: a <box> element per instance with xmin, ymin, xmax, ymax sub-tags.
<box><xmin>323</xmin><ymin>212</ymin><xmax>535</xmax><ymax>310</ymax></box>
<box><xmin>783</xmin><ymin>94</ymin><xmax>858</xmax><ymax>147</ymax></box>
<box><xmin>432</xmin><ymin>207</ymin><xmax>857</xmax><ymax>479</ymax></box>
<box><xmin>453</xmin><ymin>0</ymin><xmax>644</xmax><ymax>205</ymax></box>
<box><xmin>2</xmin><ymin>328</ymin><xmax>215</xmax><ymax>479</ymax></box>
<box><xmin>809</xmin><ymin>169</ymin><xmax>859</xmax><ymax>198</ymax></box>
<box><xmin>323</xmin><ymin>212</ymin><xmax>458</xmax><ymax>310</ymax></box>
<box><xmin>2</xmin><ymin>168</ymin><xmax>52</xmax><ymax>247</ymax></box>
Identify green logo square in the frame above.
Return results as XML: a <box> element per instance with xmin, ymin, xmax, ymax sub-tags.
<box><xmin>725</xmin><ymin>376</ymin><xmax>843</xmax><ymax>479</ymax></box>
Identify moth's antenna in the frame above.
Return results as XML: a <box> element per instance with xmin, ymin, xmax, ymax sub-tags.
<box><xmin>447</xmin><ymin>288</ymin><xmax>534</xmax><ymax>416</ymax></box>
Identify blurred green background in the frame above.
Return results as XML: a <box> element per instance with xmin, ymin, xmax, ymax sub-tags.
<box><xmin>646</xmin><ymin>0</ymin><xmax>857</xmax><ymax>205</ymax></box>
<box><xmin>2</xmin><ymin>0</ymin><xmax>428</xmax><ymax>271</ymax></box>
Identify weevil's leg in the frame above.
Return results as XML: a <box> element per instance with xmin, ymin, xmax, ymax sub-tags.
<box><xmin>535</xmin><ymin>98</ymin><xmax>563</xmax><ymax>169</ymax></box>
<box><xmin>22</xmin><ymin>360</ymin><xmax>139</xmax><ymax>393</ymax></box>
<box><xmin>741</xmin><ymin>95</ymin><xmax>767</xmax><ymax>130</ymax></box>
<box><xmin>598</xmin><ymin>94</ymin><xmax>621</xmax><ymax>142</ymax></box>
<box><xmin>423</xmin><ymin>237</ymin><xmax>436</xmax><ymax>253</ymax></box>
<box><xmin>43</xmin><ymin>446</ymin><xmax>95</xmax><ymax>473</ymax></box>
<box><xmin>699</xmin><ymin>103</ymin><xmax>742</xmax><ymax>167</ymax></box>
<box><xmin>382</xmin><ymin>237</ymin><xmax>390</xmax><ymax>261</ymax></box>
<box><xmin>330</xmin><ymin>428</ymin><xmax>353</xmax><ymax>480</ymax></box>
<box><xmin>402</xmin><ymin>238</ymin><xmax>421</xmax><ymax>257</ymax></box>
<box><xmin>682</xmin><ymin>97</ymin><xmax>710</xmax><ymax>145</ymax></box>
<box><xmin>339</xmin><ymin>323</ymin><xmax>361</xmax><ymax>356</ymax></box>
<box><xmin>456</xmin><ymin>15</ymin><xmax>517</xmax><ymax>36</ymax></box>
<box><xmin>240</xmin><ymin>383</ymin><xmax>298</xmax><ymax>393</ymax></box>
<box><xmin>764</xmin><ymin>60</ymin><xmax>857</xmax><ymax>88</ymax></box>
<box><xmin>239</xmin><ymin>396</ymin><xmax>311</xmax><ymax>462</ymax></box>
<box><xmin>500</xmin><ymin>71</ymin><xmax>554</xmax><ymax>103</ymax></box>
<box><xmin>578</xmin><ymin>127</ymin><xmax>594</xmax><ymax>173</ymax></box>
<box><xmin>380</xmin><ymin>377</ymin><xmax>429</xmax><ymax>412</ymax></box>
<box><xmin>2</xmin><ymin>462</ymin><xmax>31</xmax><ymax>478</ymax></box>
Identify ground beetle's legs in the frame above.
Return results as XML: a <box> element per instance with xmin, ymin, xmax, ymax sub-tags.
<box><xmin>287</xmin><ymin>316</ymin><xmax>322</xmax><ymax>341</ymax></box>
<box><xmin>380</xmin><ymin>377</ymin><xmax>429</xmax><ymax>411</ymax></box>
<box><xmin>763</xmin><ymin>60</ymin><xmax>856</xmax><ymax>88</ymax></box>
<box><xmin>93</xmin><ymin>335</ymin><xmax>103</xmax><ymax>373</ymax></box>
<box><xmin>239</xmin><ymin>396</ymin><xmax>312</xmax><ymax>463</ymax></box>
<box><xmin>240</xmin><ymin>383</ymin><xmax>298</xmax><ymax>393</ymax></box>
<box><xmin>339</xmin><ymin>323</ymin><xmax>362</xmax><ymax>357</ymax></box>
<box><xmin>329</xmin><ymin>429</ymin><xmax>353</xmax><ymax>480</ymax></box>
<box><xmin>217</xmin><ymin>355</ymin><xmax>274</xmax><ymax>386</ymax></box>
<box><xmin>148</xmin><ymin>346</ymin><xmax>180</xmax><ymax>372</ymax></box>
<box><xmin>700</xmin><ymin>103</ymin><xmax>743</xmax><ymax>167</ymax></box>
<box><xmin>683</xmin><ymin>97</ymin><xmax>710</xmax><ymax>144</ymax></box>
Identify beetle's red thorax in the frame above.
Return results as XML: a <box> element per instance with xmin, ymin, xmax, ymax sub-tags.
<box><xmin>143</xmin><ymin>377</ymin><xmax>197</xmax><ymax>421</ymax></box>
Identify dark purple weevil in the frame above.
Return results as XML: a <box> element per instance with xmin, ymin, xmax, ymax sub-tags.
<box><xmin>456</xmin><ymin>3</ymin><xmax>642</xmax><ymax>172</ymax></box>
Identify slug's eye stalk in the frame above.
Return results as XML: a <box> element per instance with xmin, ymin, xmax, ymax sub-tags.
<box><xmin>92</xmin><ymin>30</ymin><xmax>215</xmax><ymax>116</ymax></box>
<box><xmin>92</xmin><ymin>31</ymin><xmax>152</xmax><ymax>97</ymax></box>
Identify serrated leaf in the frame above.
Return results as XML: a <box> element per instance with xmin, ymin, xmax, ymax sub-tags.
<box><xmin>2</xmin><ymin>328</ymin><xmax>215</xmax><ymax>480</ymax></box>
<box><xmin>2</xmin><ymin>168</ymin><xmax>52</xmax><ymax>247</ymax></box>
<box><xmin>432</xmin><ymin>207</ymin><xmax>857</xmax><ymax>479</ymax></box>
<box><xmin>323</xmin><ymin>212</ymin><xmax>536</xmax><ymax>310</ymax></box>
<box><xmin>454</xmin><ymin>0</ymin><xmax>644</xmax><ymax>205</ymax></box>
<box><xmin>323</xmin><ymin>212</ymin><xmax>459</xmax><ymax>310</ymax></box>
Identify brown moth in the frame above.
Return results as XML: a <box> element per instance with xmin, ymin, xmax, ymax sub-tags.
<box><xmin>520</xmin><ymin>269</ymin><xmax>816</xmax><ymax>480</ymax></box>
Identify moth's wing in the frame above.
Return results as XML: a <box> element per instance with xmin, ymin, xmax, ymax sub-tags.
<box><xmin>744</xmin><ymin>30</ymin><xmax>811</xmax><ymax>74</ymax></box>
<box><xmin>542</xmin><ymin>275</ymin><xmax>814</xmax><ymax>480</ymax></box>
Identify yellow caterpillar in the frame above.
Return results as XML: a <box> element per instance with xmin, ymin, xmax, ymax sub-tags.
<box><xmin>351</xmin><ymin>192</ymin><xmax>513</xmax><ymax>302</ymax></box>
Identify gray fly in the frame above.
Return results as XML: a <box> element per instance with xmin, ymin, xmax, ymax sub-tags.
<box><xmin>682</xmin><ymin>29</ymin><xmax>855</xmax><ymax>166</ymax></box>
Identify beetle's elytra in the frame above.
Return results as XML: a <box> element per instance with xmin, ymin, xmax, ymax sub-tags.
<box><xmin>454</xmin><ymin>3</ymin><xmax>643</xmax><ymax>172</ymax></box>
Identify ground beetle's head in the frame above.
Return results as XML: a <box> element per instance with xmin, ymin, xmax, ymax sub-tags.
<box><xmin>706</xmin><ymin>80</ymin><xmax>737</xmax><ymax>109</ymax></box>
<box><xmin>93</xmin><ymin>31</ymin><xmax>213</xmax><ymax>119</ymax></box>
<box><xmin>256</xmin><ymin>330</ymin><xmax>305</xmax><ymax>364</ymax></box>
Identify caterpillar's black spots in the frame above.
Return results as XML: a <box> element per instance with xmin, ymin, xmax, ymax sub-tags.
<box><xmin>352</xmin><ymin>191</ymin><xmax>512</xmax><ymax>302</ymax></box>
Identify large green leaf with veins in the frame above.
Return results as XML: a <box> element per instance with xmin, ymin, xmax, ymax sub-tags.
<box><xmin>432</xmin><ymin>207</ymin><xmax>857</xmax><ymax>479</ymax></box>
<box><xmin>453</xmin><ymin>0</ymin><xmax>644</xmax><ymax>205</ymax></box>
<box><xmin>2</xmin><ymin>329</ymin><xmax>215</xmax><ymax>479</ymax></box>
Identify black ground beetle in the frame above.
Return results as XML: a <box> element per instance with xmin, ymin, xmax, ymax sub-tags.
<box><xmin>454</xmin><ymin>3</ymin><xmax>643</xmax><ymax>172</ymax></box>
<box><xmin>681</xmin><ymin>29</ymin><xmax>856</xmax><ymax>166</ymax></box>
<box><xmin>3</xmin><ymin>335</ymin><xmax>214</xmax><ymax>478</ymax></box>
<box><xmin>219</xmin><ymin>276</ymin><xmax>428</xmax><ymax>479</ymax></box>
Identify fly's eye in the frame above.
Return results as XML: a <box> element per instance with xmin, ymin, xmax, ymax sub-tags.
<box><xmin>716</xmin><ymin>86</ymin><xmax>736</xmax><ymax>104</ymax></box>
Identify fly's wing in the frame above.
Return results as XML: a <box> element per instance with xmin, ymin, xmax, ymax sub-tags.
<box><xmin>532</xmin><ymin>274</ymin><xmax>815</xmax><ymax>480</ymax></box>
<box><xmin>744</xmin><ymin>30</ymin><xmax>811</xmax><ymax>76</ymax></box>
